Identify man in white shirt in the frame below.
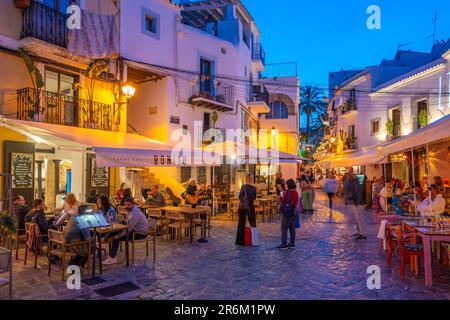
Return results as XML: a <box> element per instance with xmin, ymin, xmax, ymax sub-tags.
<box><xmin>417</xmin><ymin>184</ymin><xmax>446</xmax><ymax>217</ymax></box>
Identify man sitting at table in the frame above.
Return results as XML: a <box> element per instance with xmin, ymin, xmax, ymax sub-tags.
<box><xmin>103</xmin><ymin>197</ymin><xmax>148</xmax><ymax>265</ymax></box>
<box><xmin>145</xmin><ymin>185</ymin><xmax>166</xmax><ymax>207</ymax></box>
<box><xmin>417</xmin><ymin>184</ymin><xmax>446</xmax><ymax>217</ymax></box>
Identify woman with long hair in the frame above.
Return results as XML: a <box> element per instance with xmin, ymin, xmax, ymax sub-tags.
<box><xmin>97</xmin><ymin>195</ymin><xmax>118</xmax><ymax>223</ymax></box>
<box><xmin>54</xmin><ymin>192</ymin><xmax>79</xmax><ymax>227</ymax></box>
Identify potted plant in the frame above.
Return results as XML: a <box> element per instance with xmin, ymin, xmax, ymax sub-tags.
<box><xmin>0</xmin><ymin>211</ymin><xmax>16</xmax><ymax>234</ymax></box>
<box><xmin>14</xmin><ymin>0</ymin><xmax>31</xmax><ymax>9</ymax></box>
<box><xmin>418</xmin><ymin>109</ymin><xmax>428</xmax><ymax>129</ymax></box>
<box><xmin>385</xmin><ymin>119</ymin><xmax>394</xmax><ymax>141</ymax></box>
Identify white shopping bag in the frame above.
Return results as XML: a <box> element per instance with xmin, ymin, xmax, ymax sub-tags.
<box><xmin>251</xmin><ymin>227</ymin><xmax>259</xmax><ymax>246</ymax></box>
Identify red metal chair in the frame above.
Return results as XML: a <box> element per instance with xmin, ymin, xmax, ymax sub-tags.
<box><xmin>399</xmin><ymin>231</ymin><xmax>424</xmax><ymax>281</ymax></box>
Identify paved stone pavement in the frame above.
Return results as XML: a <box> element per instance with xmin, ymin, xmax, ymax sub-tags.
<box><xmin>1</xmin><ymin>190</ymin><xmax>449</xmax><ymax>300</ymax></box>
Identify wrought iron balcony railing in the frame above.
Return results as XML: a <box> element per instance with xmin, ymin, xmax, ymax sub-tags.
<box><xmin>252</xmin><ymin>43</ymin><xmax>265</xmax><ymax>66</ymax></box>
<box><xmin>259</xmin><ymin>62</ymin><xmax>297</xmax><ymax>78</ymax></box>
<box><xmin>248</xmin><ymin>84</ymin><xmax>270</xmax><ymax>105</ymax></box>
<box><xmin>342</xmin><ymin>99</ymin><xmax>357</xmax><ymax>115</ymax></box>
<box><xmin>20</xmin><ymin>1</ymin><xmax>68</xmax><ymax>48</ymax></box>
<box><xmin>191</xmin><ymin>79</ymin><xmax>235</xmax><ymax>111</ymax></box>
<box><xmin>343</xmin><ymin>137</ymin><xmax>358</xmax><ymax>151</ymax></box>
<box><xmin>17</xmin><ymin>88</ymin><xmax>113</xmax><ymax>131</ymax></box>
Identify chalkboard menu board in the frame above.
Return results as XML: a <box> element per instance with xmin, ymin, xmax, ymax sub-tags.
<box><xmin>197</xmin><ymin>167</ymin><xmax>206</xmax><ymax>184</ymax></box>
<box><xmin>91</xmin><ymin>159</ymin><xmax>109</xmax><ymax>188</ymax></box>
<box><xmin>11</xmin><ymin>152</ymin><xmax>34</xmax><ymax>189</ymax></box>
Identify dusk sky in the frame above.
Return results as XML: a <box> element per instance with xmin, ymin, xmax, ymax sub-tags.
<box><xmin>244</xmin><ymin>0</ymin><xmax>450</xmax><ymax>89</ymax></box>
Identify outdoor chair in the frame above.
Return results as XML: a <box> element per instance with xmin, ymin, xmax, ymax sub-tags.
<box><xmin>166</xmin><ymin>211</ymin><xmax>190</xmax><ymax>240</ymax></box>
<box><xmin>131</xmin><ymin>218</ymin><xmax>157</xmax><ymax>264</ymax></box>
<box><xmin>399</xmin><ymin>231</ymin><xmax>424</xmax><ymax>281</ymax></box>
<box><xmin>146</xmin><ymin>208</ymin><xmax>165</xmax><ymax>235</ymax></box>
<box><xmin>11</xmin><ymin>228</ymin><xmax>26</xmax><ymax>260</ymax></box>
<box><xmin>24</xmin><ymin>223</ymin><xmax>47</xmax><ymax>269</ymax></box>
<box><xmin>47</xmin><ymin>229</ymin><xmax>92</xmax><ymax>281</ymax></box>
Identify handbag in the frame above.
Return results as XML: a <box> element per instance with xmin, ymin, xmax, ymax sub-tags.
<box><xmin>238</xmin><ymin>186</ymin><xmax>250</xmax><ymax>211</ymax></box>
<box><xmin>280</xmin><ymin>190</ymin><xmax>295</xmax><ymax>218</ymax></box>
<box><xmin>251</xmin><ymin>227</ymin><xmax>259</xmax><ymax>246</ymax></box>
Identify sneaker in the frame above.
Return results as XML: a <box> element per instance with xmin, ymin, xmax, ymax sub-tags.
<box><xmin>276</xmin><ymin>244</ymin><xmax>289</xmax><ymax>250</ymax></box>
<box><xmin>102</xmin><ymin>257</ymin><xmax>117</xmax><ymax>265</ymax></box>
<box><xmin>354</xmin><ymin>235</ymin><xmax>367</xmax><ymax>241</ymax></box>
<box><xmin>287</xmin><ymin>244</ymin><xmax>295</xmax><ymax>249</ymax></box>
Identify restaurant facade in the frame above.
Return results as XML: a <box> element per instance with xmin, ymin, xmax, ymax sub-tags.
<box><xmin>0</xmin><ymin>0</ymin><xmax>301</xmax><ymax>208</ymax></box>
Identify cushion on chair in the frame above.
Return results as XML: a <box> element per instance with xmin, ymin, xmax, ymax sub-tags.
<box><xmin>0</xmin><ymin>277</ymin><xmax>10</xmax><ymax>287</ymax></box>
<box><xmin>404</xmin><ymin>243</ymin><xmax>424</xmax><ymax>251</ymax></box>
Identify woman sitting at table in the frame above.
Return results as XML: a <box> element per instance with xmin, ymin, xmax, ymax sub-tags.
<box><xmin>54</xmin><ymin>193</ymin><xmax>79</xmax><ymax>228</ymax></box>
<box><xmin>97</xmin><ymin>195</ymin><xmax>118</xmax><ymax>224</ymax></box>
<box><xmin>236</xmin><ymin>173</ymin><xmax>257</xmax><ymax>246</ymax></box>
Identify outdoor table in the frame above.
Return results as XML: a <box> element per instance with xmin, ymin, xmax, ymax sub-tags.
<box><xmin>95</xmin><ymin>223</ymin><xmax>129</xmax><ymax>275</ymax></box>
<box><xmin>415</xmin><ymin>227</ymin><xmax>450</xmax><ymax>287</ymax></box>
<box><xmin>160</xmin><ymin>206</ymin><xmax>208</xmax><ymax>243</ymax></box>
<box><xmin>258</xmin><ymin>198</ymin><xmax>273</xmax><ymax>221</ymax></box>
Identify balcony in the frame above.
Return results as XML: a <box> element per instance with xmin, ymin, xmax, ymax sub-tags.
<box><xmin>259</xmin><ymin>62</ymin><xmax>298</xmax><ymax>79</ymax></box>
<box><xmin>17</xmin><ymin>88</ymin><xmax>113</xmax><ymax>131</ymax></box>
<box><xmin>20</xmin><ymin>1</ymin><xmax>68</xmax><ymax>48</ymax></box>
<box><xmin>343</xmin><ymin>136</ymin><xmax>358</xmax><ymax>152</ymax></box>
<box><xmin>190</xmin><ymin>80</ymin><xmax>234</xmax><ymax>112</ymax></box>
<box><xmin>251</xmin><ymin>43</ymin><xmax>265</xmax><ymax>71</ymax></box>
<box><xmin>341</xmin><ymin>100</ymin><xmax>357</xmax><ymax>117</ymax></box>
<box><xmin>247</xmin><ymin>84</ymin><xmax>270</xmax><ymax>114</ymax></box>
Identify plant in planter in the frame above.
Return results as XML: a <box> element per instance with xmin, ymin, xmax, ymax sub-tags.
<box><xmin>75</xmin><ymin>60</ymin><xmax>109</xmax><ymax>128</ymax></box>
<box><xmin>385</xmin><ymin>119</ymin><xmax>394</xmax><ymax>139</ymax></box>
<box><xmin>418</xmin><ymin>109</ymin><xmax>428</xmax><ymax>128</ymax></box>
<box><xmin>14</xmin><ymin>0</ymin><xmax>31</xmax><ymax>9</ymax></box>
<box><xmin>19</xmin><ymin>48</ymin><xmax>44</xmax><ymax>120</ymax></box>
<box><xmin>0</xmin><ymin>211</ymin><xmax>16</xmax><ymax>234</ymax></box>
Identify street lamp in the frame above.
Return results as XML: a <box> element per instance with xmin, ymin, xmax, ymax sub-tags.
<box><xmin>271</xmin><ymin>126</ymin><xmax>277</xmax><ymax>138</ymax></box>
<box><xmin>122</xmin><ymin>82</ymin><xmax>136</xmax><ymax>100</ymax></box>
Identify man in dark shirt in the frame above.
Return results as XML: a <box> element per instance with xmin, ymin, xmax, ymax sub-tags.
<box><xmin>12</xmin><ymin>195</ymin><xmax>31</xmax><ymax>231</ymax></box>
<box><xmin>145</xmin><ymin>185</ymin><xmax>166</xmax><ymax>207</ymax></box>
<box><xmin>275</xmin><ymin>172</ymin><xmax>286</xmax><ymax>195</ymax></box>
<box><xmin>25</xmin><ymin>199</ymin><xmax>50</xmax><ymax>235</ymax></box>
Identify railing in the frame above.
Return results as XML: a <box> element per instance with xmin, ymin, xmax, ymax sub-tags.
<box><xmin>192</xmin><ymin>80</ymin><xmax>235</xmax><ymax>107</ymax></box>
<box><xmin>342</xmin><ymin>99</ymin><xmax>357</xmax><ymax>114</ymax></box>
<box><xmin>248</xmin><ymin>84</ymin><xmax>270</xmax><ymax>105</ymax></box>
<box><xmin>259</xmin><ymin>62</ymin><xmax>297</xmax><ymax>78</ymax></box>
<box><xmin>17</xmin><ymin>88</ymin><xmax>113</xmax><ymax>131</ymax></box>
<box><xmin>20</xmin><ymin>1</ymin><xmax>68</xmax><ymax>48</ymax></box>
<box><xmin>343</xmin><ymin>137</ymin><xmax>358</xmax><ymax>151</ymax></box>
<box><xmin>252</xmin><ymin>43</ymin><xmax>265</xmax><ymax>65</ymax></box>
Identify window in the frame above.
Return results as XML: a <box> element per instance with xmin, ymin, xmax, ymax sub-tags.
<box><xmin>203</xmin><ymin>113</ymin><xmax>211</xmax><ymax>133</ymax></box>
<box><xmin>43</xmin><ymin>0</ymin><xmax>78</xmax><ymax>13</ymax></box>
<box><xmin>199</xmin><ymin>58</ymin><xmax>214</xmax><ymax>95</ymax></box>
<box><xmin>371</xmin><ymin>118</ymin><xmax>380</xmax><ymax>135</ymax></box>
<box><xmin>141</xmin><ymin>8</ymin><xmax>160</xmax><ymax>39</ymax></box>
<box><xmin>266</xmin><ymin>100</ymin><xmax>288</xmax><ymax>119</ymax></box>
<box><xmin>170</xmin><ymin>116</ymin><xmax>180</xmax><ymax>125</ymax></box>
<box><xmin>392</xmin><ymin>108</ymin><xmax>401</xmax><ymax>138</ymax></box>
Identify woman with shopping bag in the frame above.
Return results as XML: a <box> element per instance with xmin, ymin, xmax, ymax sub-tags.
<box><xmin>235</xmin><ymin>173</ymin><xmax>257</xmax><ymax>246</ymax></box>
<box><xmin>277</xmin><ymin>179</ymin><xmax>299</xmax><ymax>249</ymax></box>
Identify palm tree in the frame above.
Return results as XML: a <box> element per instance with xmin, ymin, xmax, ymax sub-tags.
<box><xmin>300</xmin><ymin>85</ymin><xmax>326</xmax><ymax>144</ymax></box>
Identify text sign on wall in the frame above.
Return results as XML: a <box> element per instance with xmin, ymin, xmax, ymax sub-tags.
<box><xmin>91</xmin><ymin>159</ymin><xmax>109</xmax><ymax>188</ymax></box>
<box><xmin>11</xmin><ymin>152</ymin><xmax>34</xmax><ymax>189</ymax></box>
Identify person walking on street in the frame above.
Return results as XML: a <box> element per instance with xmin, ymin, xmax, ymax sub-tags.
<box><xmin>323</xmin><ymin>174</ymin><xmax>339</xmax><ymax>212</ymax></box>
<box><xmin>277</xmin><ymin>179</ymin><xmax>299</xmax><ymax>249</ymax></box>
<box><xmin>344</xmin><ymin>169</ymin><xmax>367</xmax><ymax>240</ymax></box>
<box><xmin>236</xmin><ymin>173</ymin><xmax>257</xmax><ymax>246</ymax></box>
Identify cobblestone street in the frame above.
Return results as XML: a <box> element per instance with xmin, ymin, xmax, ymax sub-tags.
<box><xmin>1</xmin><ymin>190</ymin><xmax>449</xmax><ymax>300</ymax></box>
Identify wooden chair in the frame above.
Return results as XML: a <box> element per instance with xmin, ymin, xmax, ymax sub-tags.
<box><xmin>131</xmin><ymin>218</ymin><xmax>157</xmax><ymax>264</ymax></box>
<box><xmin>24</xmin><ymin>223</ymin><xmax>47</xmax><ymax>269</ymax></box>
<box><xmin>399</xmin><ymin>231</ymin><xmax>424</xmax><ymax>281</ymax></box>
<box><xmin>254</xmin><ymin>200</ymin><xmax>265</xmax><ymax>222</ymax></box>
<box><xmin>11</xmin><ymin>229</ymin><xmax>26</xmax><ymax>260</ymax></box>
<box><xmin>386</xmin><ymin>223</ymin><xmax>402</xmax><ymax>269</ymax></box>
<box><xmin>146</xmin><ymin>208</ymin><xmax>165</xmax><ymax>235</ymax></box>
<box><xmin>166</xmin><ymin>211</ymin><xmax>190</xmax><ymax>240</ymax></box>
<box><xmin>47</xmin><ymin>229</ymin><xmax>92</xmax><ymax>281</ymax></box>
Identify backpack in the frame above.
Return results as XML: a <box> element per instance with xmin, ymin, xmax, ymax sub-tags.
<box><xmin>238</xmin><ymin>186</ymin><xmax>250</xmax><ymax>211</ymax></box>
<box><xmin>280</xmin><ymin>190</ymin><xmax>295</xmax><ymax>218</ymax></box>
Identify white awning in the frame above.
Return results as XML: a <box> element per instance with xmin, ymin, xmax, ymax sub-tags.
<box><xmin>317</xmin><ymin>148</ymin><xmax>386</xmax><ymax>168</ymax></box>
<box><xmin>378</xmin><ymin>115</ymin><xmax>450</xmax><ymax>156</ymax></box>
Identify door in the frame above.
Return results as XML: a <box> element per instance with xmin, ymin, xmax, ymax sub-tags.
<box><xmin>200</xmin><ymin>58</ymin><xmax>213</xmax><ymax>96</ymax></box>
<box><xmin>392</xmin><ymin>109</ymin><xmax>401</xmax><ymax>138</ymax></box>
<box><xmin>417</xmin><ymin>100</ymin><xmax>428</xmax><ymax>129</ymax></box>
<box><xmin>44</xmin><ymin>69</ymin><xmax>78</xmax><ymax>126</ymax></box>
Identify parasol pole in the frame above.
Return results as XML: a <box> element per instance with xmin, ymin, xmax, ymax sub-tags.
<box><xmin>411</xmin><ymin>148</ymin><xmax>417</xmax><ymax>215</ymax></box>
<box><xmin>426</xmin><ymin>144</ymin><xmax>432</xmax><ymax>215</ymax></box>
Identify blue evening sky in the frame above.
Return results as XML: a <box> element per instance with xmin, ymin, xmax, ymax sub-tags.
<box><xmin>244</xmin><ymin>0</ymin><xmax>450</xmax><ymax>89</ymax></box>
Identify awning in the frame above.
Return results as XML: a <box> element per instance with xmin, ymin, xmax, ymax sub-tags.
<box><xmin>206</xmin><ymin>140</ymin><xmax>302</xmax><ymax>164</ymax></box>
<box><xmin>0</xmin><ymin>118</ymin><xmax>209</xmax><ymax>167</ymax></box>
<box><xmin>378</xmin><ymin>114</ymin><xmax>450</xmax><ymax>156</ymax></box>
<box><xmin>317</xmin><ymin>148</ymin><xmax>386</xmax><ymax>168</ymax></box>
